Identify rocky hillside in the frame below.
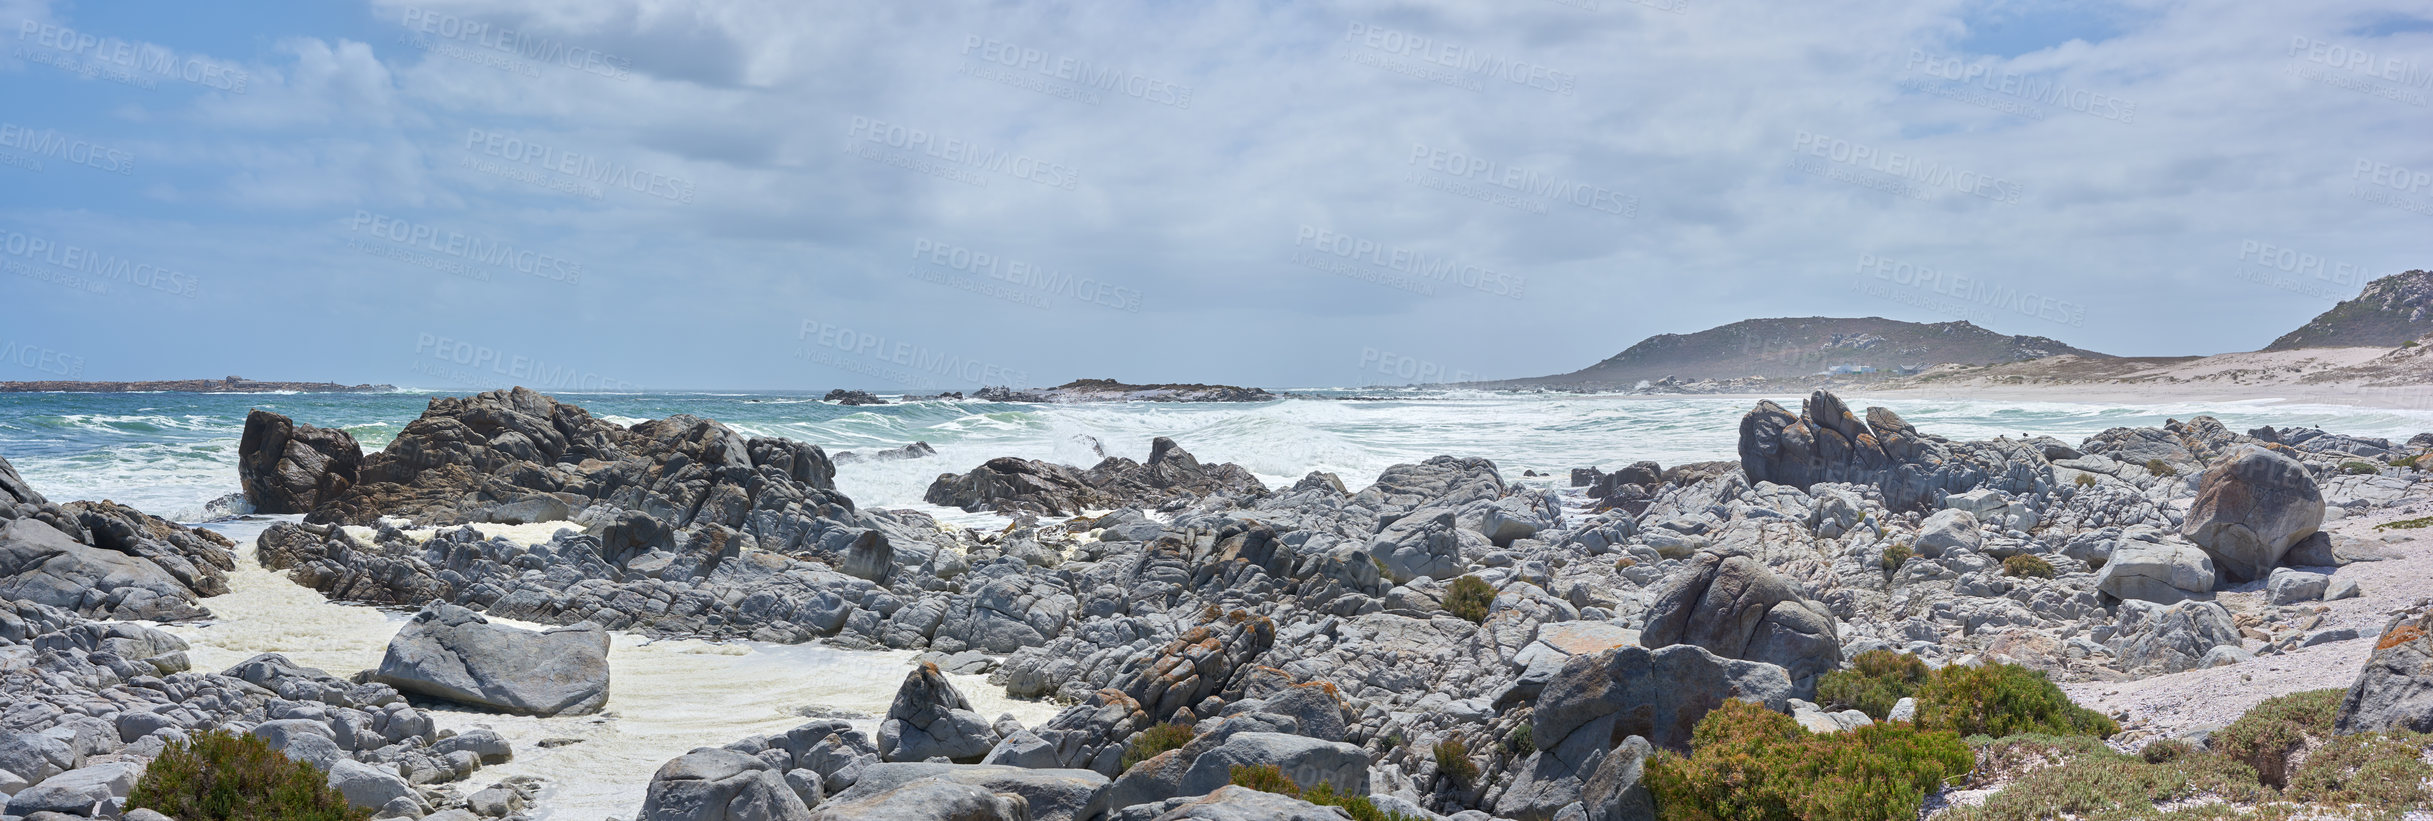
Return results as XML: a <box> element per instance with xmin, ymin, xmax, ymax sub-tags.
<box><xmin>2266</xmin><ymin>269</ymin><xmax>2433</xmax><ymax>350</ymax></box>
<box><xmin>1498</xmin><ymin>317</ymin><xmax>2108</xmax><ymax>388</ymax></box>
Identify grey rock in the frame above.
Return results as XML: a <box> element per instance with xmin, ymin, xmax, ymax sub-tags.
<box><xmin>2266</xmin><ymin>568</ymin><xmax>2330</xmax><ymax>605</ymax></box>
<box><xmin>1914</xmin><ymin>509</ymin><xmax>1981</xmax><ymax>558</ymax></box>
<box><xmin>5</xmin><ymin>762</ymin><xmax>140</xmax><ymax>817</ymax></box>
<box><xmin>1886</xmin><ymin>698</ymin><xmax>1917</xmax><ymax>723</ymax></box>
<box><xmin>642</xmin><ymin>747</ymin><xmax>815</xmax><ymax>821</ymax></box>
<box><xmin>2327</xmin><ymin>577</ymin><xmax>2362</xmax><ymax>601</ymax></box>
<box><xmin>2109</xmin><ymin>600</ymin><xmax>2243</xmax><ymax>675</ymax></box>
<box><xmin>433</xmin><ymin>729</ymin><xmax>513</xmax><ymax>765</ymax></box>
<box><xmin>1127</xmin><ymin>785</ymin><xmax>1340</xmax><ymax>821</ymax></box>
<box><xmin>2182</xmin><ymin>446</ymin><xmax>2325</xmax><ymax>583</ymax></box>
<box><xmin>980</xmin><ymin>731</ymin><xmax>1060</xmax><ymax>770</ymax></box>
<box><xmin>1639</xmin><ymin>552</ymin><xmax>1839</xmax><ymax>693</ymax></box>
<box><xmin>2304</xmin><ymin>627</ymin><xmax>2361</xmax><ymax>647</ymax></box>
<box><xmin>828</xmin><ymin>763</ymin><xmax>1105</xmax><ymax>821</ymax></box>
<box><xmin>808</xmin><ymin>778</ymin><xmax>1030</xmax><ymax>821</ymax></box>
<box><xmin>879</xmin><ymin>664</ymin><xmax>1001</xmax><ymax>764</ymax></box>
<box><xmin>2337</xmin><ymin>609</ymin><xmax>2433</xmax><ymax>734</ymax></box>
<box><xmin>327</xmin><ymin>759</ymin><xmax>418</xmax><ymax>814</ymax></box>
<box><xmin>2094</xmin><ymin>540</ymin><xmax>2216</xmax><ymax>603</ymax></box>
<box><xmin>1535</xmin><ymin>644</ymin><xmax>1792</xmax><ymax>755</ymax></box>
<box><xmin>370</xmin><ymin>602</ymin><xmax>610</xmax><ymax>717</ymax></box>
<box><xmin>1578</xmin><ymin>735</ymin><xmax>1654</xmax><ymax>821</ymax></box>
<box><xmin>1173</xmin><ymin>732</ymin><xmax>1368</xmax><ymax>801</ymax></box>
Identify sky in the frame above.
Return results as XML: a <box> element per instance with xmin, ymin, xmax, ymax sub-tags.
<box><xmin>1</xmin><ymin>0</ymin><xmax>2428</xmax><ymax>392</ymax></box>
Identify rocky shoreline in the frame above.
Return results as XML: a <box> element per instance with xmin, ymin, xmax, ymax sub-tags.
<box><xmin>7</xmin><ymin>386</ymin><xmax>2433</xmax><ymax>819</ymax></box>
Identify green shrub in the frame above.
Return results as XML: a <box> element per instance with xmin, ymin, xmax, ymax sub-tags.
<box><xmin>2394</xmin><ymin>454</ymin><xmax>2424</xmax><ymax>470</ymax></box>
<box><xmin>2285</xmin><ymin>730</ymin><xmax>2433</xmax><ymax>814</ymax></box>
<box><xmin>1914</xmin><ymin>663</ymin><xmax>2117</xmax><ymax>739</ymax></box>
<box><xmin>1303</xmin><ymin>782</ymin><xmax>1427</xmax><ymax>821</ymax></box>
<box><xmin>2146</xmin><ymin>458</ymin><xmax>2177</xmax><ymax>477</ymax></box>
<box><xmin>2213</xmin><ymin>689</ymin><xmax>2343</xmax><ymax>788</ymax></box>
<box><xmin>2379</xmin><ymin>515</ymin><xmax>2433</xmax><ymax>530</ymax></box>
<box><xmin>2000</xmin><ymin>554</ymin><xmax>2055</xmax><ymax>579</ymax></box>
<box><xmin>1816</xmin><ymin>650</ymin><xmax>1931</xmax><ymax>719</ymax></box>
<box><xmin>1433</xmin><ymin>738</ymin><xmax>1479</xmax><ymax>787</ymax></box>
<box><xmin>1880</xmin><ymin>542</ymin><xmax>1912</xmax><ymax>573</ymax></box>
<box><xmin>2140</xmin><ymin>738</ymin><xmax>2193</xmax><ymax>764</ymax></box>
<box><xmin>1507</xmin><ymin>725</ymin><xmax>1535</xmax><ymax>756</ymax></box>
<box><xmin>1940</xmin><ymin>738</ymin><xmax>2273</xmax><ymax>821</ymax></box>
<box><xmin>1443</xmin><ymin>575</ymin><xmax>1495</xmax><ymax>624</ymax></box>
<box><xmin>1122</xmin><ymin>722</ymin><xmax>1195</xmax><ymax>770</ymax></box>
<box><xmin>2072</xmin><ymin>473</ymin><xmax>2096</xmax><ymax>487</ymax></box>
<box><xmin>1229</xmin><ymin>763</ymin><xmax>1300</xmax><ymax>797</ymax></box>
<box><xmin>2342</xmin><ymin>460</ymin><xmax>2382</xmax><ymax>475</ymax></box>
<box><xmin>1644</xmin><ymin>699</ymin><xmax>1973</xmax><ymax>821</ymax></box>
<box><xmin>125</xmin><ymin>729</ymin><xmax>368</xmax><ymax>821</ymax></box>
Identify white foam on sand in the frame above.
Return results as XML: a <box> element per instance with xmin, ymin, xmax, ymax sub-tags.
<box><xmin>165</xmin><ymin>517</ymin><xmax>1059</xmax><ymax>821</ymax></box>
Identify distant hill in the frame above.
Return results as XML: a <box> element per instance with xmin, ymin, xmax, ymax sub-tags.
<box><xmin>0</xmin><ymin>376</ymin><xmax>394</xmax><ymax>393</ymax></box>
<box><xmin>1495</xmin><ymin>317</ymin><xmax>2110</xmax><ymax>388</ymax></box>
<box><xmin>2265</xmin><ymin>270</ymin><xmax>2433</xmax><ymax>351</ymax></box>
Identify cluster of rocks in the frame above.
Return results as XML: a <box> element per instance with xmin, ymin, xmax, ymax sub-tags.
<box><xmin>822</xmin><ymin>390</ymin><xmax>887</xmax><ymax>406</ymax></box>
<box><xmin>0</xmin><ymin>597</ymin><xmax>519</xmax><ymax>819</ymax></box>
<box><xmin>2</xmin><ymin>454</ymin><xmax>235</xmax><ymax>622</ymax></box>
<box><xmin>202</xmin><ymin>387</ymin><xmax>2433</xmax><ymax>819</ymax></box>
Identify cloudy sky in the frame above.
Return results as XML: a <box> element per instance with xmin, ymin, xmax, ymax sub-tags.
<box><xmin>2</xmin><ymin>0</ymin><xmax>2429</xmax><ymax>391</ymax></box>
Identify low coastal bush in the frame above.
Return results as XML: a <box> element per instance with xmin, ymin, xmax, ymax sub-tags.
<box><xmin>2394</xmin><ymin>454</ymin><xmax>2424</xmax><ymax>470</ymax></box>
<box><xmin>2342</xmin><ymin>460</ymin><xmax>2382</xmax><ymax>475</ymax></box>
<box><xmin>1122</xmin><ymin>722</ymin><xmax>1195</xmax><ymax>770</ymax></box>
<box><xmin>2073</xmin><ymin>472</ymin><xmax>2097</xmax><ymax>487</ymax></box>
<box><xmin>2000</xmin><ymin>554</ymin><xmax>2055</xmax><ymax>579</ymax></box>
<box><xmin>1880</xmin><ymin>543</ymin><xmax>1912</xmax><ymax>573</ymax></box>
<box><xmin>2377</xmin><ymin>515</ymin><xmax>2433</xmax><ymax>530</ymax></box>
<box><xmin>126</xmin><ymin>729</ymin><xmax>368</xmax><ymax>821</ymax></box>
<box><xmin>1506</xmin><ymin>725</ymin><xmax>1535</xmax><ymax>756</ymax></box>
<box><xmin>1230</xmin><ymin>766</ymin><xmax>1425</xmax><ymax>821</ymax></box>
<box><xmin>1433</xmin><ymin>737</ymin><xmax>1479</xmax><ymax>787</ymax></box>
<box><xmin>1952</xmin><ymin>693</ymin><xmax>2433</xmax><ymax>820</ymax></box>
<box><xmin>1816</xmin><ymin>650</ymin><xmax>1931</xmax><ymax>719</ymax></box>
<box><xmin>2212</xmin><ymin>689</ymin><xmax>2341</xmax><ymax>787</ymax></box>
<box><xmin>1913</xmin><ymin>662</ymin><xmax>2118</xmax><ymax>739</ymax></box>
<box><xmin>1644</xmin><ymin>699</ymin><xmax>1972</xmax><ymax>821</ymax></box>
<box><xmin>2146</xmin><ymin>458</ymin><xmax>2178</xmax><ymax>477</ymax></box>
<box><xmin>1229</xmin><ymin>763</ymin><xmax>1300</xmax><ymax>796</ymax></box>
<box><xmin>1443</xmin><ymin>575</ymin><xmax>1495</xmax><ymax>624</ymax></box>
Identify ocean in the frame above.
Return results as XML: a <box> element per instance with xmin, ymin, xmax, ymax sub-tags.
<box><xmin>9</xmin><ymin>388</ymin><xmax>2433</xmax><ymax>524</ymax></box>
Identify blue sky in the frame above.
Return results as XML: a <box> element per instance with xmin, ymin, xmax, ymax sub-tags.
<box><xmin>2</xmin><ymin>0</ymin><xmax>2429</xmax><ymax>391</ymax></box>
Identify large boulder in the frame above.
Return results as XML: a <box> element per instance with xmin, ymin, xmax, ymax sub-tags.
<box><xmin>879</xmin><ymin>663</ymin><xmax>1002</xmax><ymax>763</ymax></box>
<box><xmin>2108</xmin><ymin>600</ymin><xmax>2242</xmax><ymax>675</ymax></box>
<box><xmin>1364</xmin><ymin>507</ymin><xmax>1483</xmax><ymax>584</ymax></box>
<box><xmin>1535</xmin><ymin>644</ymin><xmax>1793</xmax><ymax>756</ymax></box>
<box><xmin>833</xmin><ymin>764</ymin><xmax>1106</xmax><ymax>821</ymax></box>
<box><xmin>2182</xmin><ymin>446</ymin><xmax>2324</xmax><ymax>582</ymax></box>
<box><xmin>238</xmin><ymin>409</ymin><xmax>364</xmax><ymax>514</ymax></box>
<box><xmin>2336</xmin><ymin>608</ymin><xmax>2433</xmax><ymax>734</ymax></box>
<box><xmin>1171</xmin><ymin>732</ymin><xmax>1368</xmax><ymax>800</ymax></box>
<box><xmin>642</xmin><ymin>748</ymin><xmax>815</xmax><ymax>821</ymax></box>
<box><xmin>0</xmin><ymin>455</ymin><xmax>235</xmax><ymax>621</ymax></box>
<box><xmin>2093</xmin><ymin>541</ymin><xmax>2216</xmax><ymax>603</ymax></box>
<box><xmin>4</xmin><ymin>762</ymin><xmax>141</xmax><ymax>817</ymax></box>
<box><xmin>369</xmin><ymin>602</ymin><xmax>610</xmax><ymax>716</ymax></box>
<box><xmin>1739</xmin><ymin>392</ymin><xmax>2029</xmax><ymax>510</ymax></box>
<box><xmin>809</xmin><ymin>778</ymin><xmax>1030</xmax><ymax>821</ymax></box>
<box><xmin>1639</xmin><ymin>552</ymin><xmax>1840</xmax><ymax>692</ymax></box>
<box><xmin>925</xmin><ymin>438</ymin><xmax>1264</xmax><ymax>517</ymax></box>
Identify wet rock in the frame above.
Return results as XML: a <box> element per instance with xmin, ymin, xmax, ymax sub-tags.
<box><xmin>370</xmin><ymin>603</ymin><xmax>610</xmax><ymax>717</ymax></box>
<box><xmin>238</xmin><ymin>409</ymin><xmax>364</xmax><ymax>514</ymax></box>
<box><xmin>2183</xmin><ymin>446</ymin><xmax>2325</xmax><ymax>583</ymax></box>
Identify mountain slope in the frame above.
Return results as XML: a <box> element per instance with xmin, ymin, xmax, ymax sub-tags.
<box><xmin>2265</xmin><ymin>270</ymin><xmax>2433</xmax><ymax>351</ymax></box>
<box><xmin>1499</xmin><ymin>316</ymin><xmax>2110</xmax><ymax>388</ymax></box>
